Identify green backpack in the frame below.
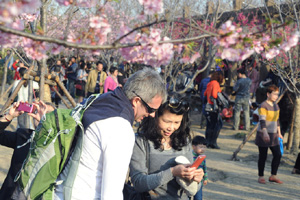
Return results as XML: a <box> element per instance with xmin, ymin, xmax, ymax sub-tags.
<box><xmin>14</xmin><ymin>94</ymin><xmax>100</xmax><ymax>200</ymax></box>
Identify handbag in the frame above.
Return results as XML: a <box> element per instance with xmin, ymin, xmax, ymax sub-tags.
<box><xmin>204</xmin><ymin>96</ymin><xmax>219</xmax><ymax>113</ymax></box>
<box><xmin>205</xmin><ymin>103</ymin><xmax>216</xmax><ymax>112</ymax></box>
<box><xmin>217</xmin><ymin>92</ymin><xmax>229</xmax><ymax>108</ymax></box>
<box><xmin>123</xmin><ymin>138</ymin><xmax>151</xmax><ymax>200</ymax></box>
<box><xmin>75</xmin><ymin>80</ymin><xmax>83</xmax><ymax>90</ymax></box>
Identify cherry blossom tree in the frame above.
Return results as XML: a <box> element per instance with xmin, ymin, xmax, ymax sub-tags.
<box><xmin>0</xmin><ymin>0</ymin><xmax>299</xmax><ymax>99</ymax></box>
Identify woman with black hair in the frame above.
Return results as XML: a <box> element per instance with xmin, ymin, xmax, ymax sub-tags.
<box><xmin>204</xmin><ymin>71</ymin><xmax>224</xmax><ymax>149</ymax></box>
<box><xmin>129</xmin><ymin>93</ymin><xmax>204</xmax><ymax>199</ymax></box>
<box><xmin>76</xmin><ymin>62</ymin><xmax>88</xmax><ymax>103</ymax></box>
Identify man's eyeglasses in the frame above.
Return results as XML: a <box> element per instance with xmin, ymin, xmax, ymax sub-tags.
<box><xmin>168</xmin><ymin>96</ymin><xmax>189</xmax><ymax>111</ymax></box>
<box><xmin>133</xmin><ymin>91</ymin><xmax>158</xmax><ymax>114</ymax></box>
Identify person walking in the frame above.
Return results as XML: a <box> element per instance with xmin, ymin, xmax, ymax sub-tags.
<box><xmin>255</xmin><ymin>85</ymin><xmax>283</xmax><ymax>184</ymax></box>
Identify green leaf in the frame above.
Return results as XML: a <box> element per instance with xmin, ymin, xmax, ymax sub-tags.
<box><xmin>243</xmin><ymin>37</ymin><xmax>252</xmax><ymax>43</ymax></box>
<box><xmin>187</xmin><ymin>42</ymin><xmax>195</xmax><ymax>49</ymax></box>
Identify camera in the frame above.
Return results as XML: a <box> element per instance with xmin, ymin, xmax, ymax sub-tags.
<box><xmin>17</xmin><ymin>102</ymin><xmax>36</xmax><ymax>113</ymax></box>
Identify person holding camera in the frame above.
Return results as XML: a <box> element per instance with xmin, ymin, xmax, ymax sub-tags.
<box><xmin>0</xmin><ymin>101</ymin><xmax>55</xmax><ymax>199</ymax></box>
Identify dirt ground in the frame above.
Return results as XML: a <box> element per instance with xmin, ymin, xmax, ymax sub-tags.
<box><xmin>0</xmin><ymin>105</ymin><xmax>298</xmax><ymax>200</ymax></box>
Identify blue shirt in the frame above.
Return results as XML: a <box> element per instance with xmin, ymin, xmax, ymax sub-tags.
<box><xmin>233</xmin><ymin>77</ymin><xmax>252</xmax><ymax>99</ymax></box>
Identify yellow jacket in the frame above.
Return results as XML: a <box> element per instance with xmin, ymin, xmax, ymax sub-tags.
<box><xmin>86</xmin><ymin>69</ymin><xmax>107</xmax><ymax>94</ymax></box>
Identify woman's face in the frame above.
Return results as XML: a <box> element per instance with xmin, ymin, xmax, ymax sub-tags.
<box><xmin>158</xmin><ymin>110</ymin><xmax>183</xmax><ymax>140</ymax></box>
<box><xmin>113</xmin><ymin>69</ymin><xmax>118</xmax><ymax>76</ymax></box>
<box><xmin>267</xmin><ymin>90</ymin><xmax>279</xmax><ymax>102</ymax></box>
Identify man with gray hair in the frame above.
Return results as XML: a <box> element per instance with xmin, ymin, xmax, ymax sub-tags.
<box><xmin>54</xmin><ymin>67</ymin><xmax>166</xmax><ymax>200</ymax></box>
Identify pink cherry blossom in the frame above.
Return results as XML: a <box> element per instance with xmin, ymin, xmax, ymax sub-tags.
<box><xmin>287</xmin><ymin>32</ymin><xmax>299</xmax><ymax>47</ymax></box>
<box><xmin>138</xmin><ymin>0</ymin><xmax>164</xmax><ymax>15</ymax></box>
<box><xmin>220</xmin><ymin>20</ymin><xmax>236</xmax><ymax>33</ymax></box>
<box><xmin>253</xmin><ymin>41</ymin><xmax>264</xmax><ymax>54</ymax></box>
<box><xmin>49</xmin><ymin>44</ymin><xmax>65</xmax><ymax>55</ymax></box>
<box><xmin>221</xmin><ymin>48</ymin><xmax>240</xmax><ymax>61</ymax></box>
<box><xmin>240</xmin><ymin>48</ymin><xmax>254</xmax><ymax>61</ymax></box>
<box><xmin>281</xmin><ymin>42</ymin><xmax>291</xmax><ymax>52</ymax></box>
<box><xmin>55</xmin><ymin>0</ymin><xmax>71</xmax><ymax>6</ymax></box>
<box><xmin>22</xmin><ymin>37</ymin><xmax>48</xmax><ymax>60</ymax></box>
<box><xmin>20</xmin><ymin>13</ymin><xmax>38</xmax><ymax>22</ymax></box>
<box><xmin>9</xmin><ymin>20</ymin><xmax>25</xmax><ymax>31</ymax></box>
<box><xmin>263</xmin><ymin>47</ymin><xmax>280</xmax><ymax>60</ymax></box>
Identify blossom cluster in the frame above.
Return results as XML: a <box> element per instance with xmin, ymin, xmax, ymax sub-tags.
<box><xmin>119</xmin><ymin>27</ymin><xmax>175</xmax><ymax>67</ymax></box>
<box><xmin>89</xmin><ymin>16</ymin><xmax>112</xmax><ymax>45</ymax></box>
<box><xmin>138</xmin><ymin>0</ymin><xmax>164</xmax><ymax>15</ymax></box>
<box><xmin>55</xmin><ymin>0</ymin><xmax>97</xmax><ymax>7</ymax></box>
<box><xmin>215</xmin><ymin>20</ymin><xmax>299</xmax><ymax>61</ymax></box>
<box><xmin>0</xmin><ymin>0</ymin><xmax>40</xmax><ymax>24</ymax></box>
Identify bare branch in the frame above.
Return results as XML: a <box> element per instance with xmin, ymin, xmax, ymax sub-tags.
<box><xmin>0</xmin><ymin>25</ymin><xmax>214</xmax><ymax>50</ymax></box>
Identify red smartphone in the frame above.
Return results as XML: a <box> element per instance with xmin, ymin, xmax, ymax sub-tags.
<box><xmin>190</xmin><ymin>155</ymin><xmax>206</xmax><ymax>169</ymax></box>
<box><xmin>17</xmin><ymin>102</ymin><xmax>36</xmax><ymax>113</ymax></box>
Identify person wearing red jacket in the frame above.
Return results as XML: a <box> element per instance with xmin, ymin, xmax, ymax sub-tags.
<box><xmin>204</xmin><ymin>71</ymin><xmax>224</xmax><ymax>149</ymax></box>
<box><xmin>12</xmin><ymin>59</ymin><xmax>28</xmax><ymax>80</ymax></box>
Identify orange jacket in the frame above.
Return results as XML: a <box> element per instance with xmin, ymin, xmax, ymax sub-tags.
<box><xmin>204</xmin><ymin>80</ymin><xmax>221</xmax><ymax>104</ymax></box>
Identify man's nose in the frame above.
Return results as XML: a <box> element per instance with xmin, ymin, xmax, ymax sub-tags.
<box><xmin>149</xmin><ymin>112</ymin><xmax>156</xmax><ymax>118</ymax></box>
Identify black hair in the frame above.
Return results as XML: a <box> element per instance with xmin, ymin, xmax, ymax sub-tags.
<box><xmin>192</xmin><ymin>135</ymin><xmax>207</xmax><ymax>146</ymax></box>
<box><xmin>80</xmin><ymin>62</ymin><xmax>85</xmax><ymax>70</ymax></box>
<box><xmin>137</xmin><ymin>93</ymin><xmax>191</xmax><ymax>151</ymax></box>
<box><xmin>19</xmin><ymin>67</ymin><xmax>28</xmax><ymax>87</ymax></box>
<box><xmin>19</xmin><ymin>67</ymin><xmax>27</xmax><ymax>78</ymax></box>
<box><xmin>109</xmin><ymin>66</ymin><xmax>117</xmax><ymax>74</ymax></box>
<box><xmin>237</xmin><ymin>68</ymin><xmax>246</xmax><ymax>75</ymax></box>
<box><xmin>96</xmin><ymin>61</ymin><xmax>104</xmax><ymax>66</ymax></box>
<box><xmin>87</xmin><ymin>62</ymin><xmax>92</xmax><ymax>69</ymax></box>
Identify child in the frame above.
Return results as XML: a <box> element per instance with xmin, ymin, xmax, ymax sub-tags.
<box><xmin>192</xmin><ymin>136</ymin><xmax>208</xmax><ymax>200</ymax></box>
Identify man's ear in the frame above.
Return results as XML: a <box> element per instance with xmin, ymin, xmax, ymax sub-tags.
<box><xmin>131</xmin><ymin>96</ymin><xmax>139</xmax><ymax>108</ymax></box>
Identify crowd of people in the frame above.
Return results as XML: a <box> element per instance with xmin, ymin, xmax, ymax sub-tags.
<box><xmin>0</xmin><ymin>53</ymin><xmax>299</xmax><ymax>200</ymax></box>
<box><xmin>47</xmin><ymin>57</ymin><xmax>128</xmax><ymax>106</ymax></box>
<box><xmin>196</xmin><ymin>57</ymin><xmax>300</xmax><ymax>187</ymax></box>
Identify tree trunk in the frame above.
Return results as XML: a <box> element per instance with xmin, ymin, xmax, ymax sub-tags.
<box><xmin>39</xmin><ymin>0</ymin><xmax>47</xmax><ymax>101</ymax></box>
<box><xmin>287</xmin><ymin>106</ymin><xmax>296</xmax><ymax>150</ymax></box>
<box><xmin>1</xmin><ymin>53</ymin><xmax>13</xmax><ymax>96</ymax></box>
<box><xmin>0</xmin><ymin>81</ymin><xmax>15</xmax><ymax>102</ymax></box>
<box><xmin>291</xmin><ymin>97</ymin><xmax>300</xmax><ymax>154</ymax></box>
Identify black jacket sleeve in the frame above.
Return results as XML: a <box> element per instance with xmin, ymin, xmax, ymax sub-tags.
<box><xmin>0</xmin><ymin>121</ymin><xmax>18</xmax><ymax>149</ymax></box>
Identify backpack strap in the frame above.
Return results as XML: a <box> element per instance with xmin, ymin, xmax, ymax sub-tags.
<box><xmin>54</xmin><ymin>109</ymin><xmax>65</xmax><ymax>170</ymax></box>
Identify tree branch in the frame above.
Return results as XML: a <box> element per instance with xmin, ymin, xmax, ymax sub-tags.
<box><xmin>0</xmin><ymin>25</ymin><xmax>214</xmax><ymax>50</ymax></box>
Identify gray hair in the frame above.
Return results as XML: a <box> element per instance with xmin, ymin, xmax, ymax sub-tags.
<box><xmin>123</xmin><ymin>67</ymin><xmax>167</xmax><ymax>103</ymax></box>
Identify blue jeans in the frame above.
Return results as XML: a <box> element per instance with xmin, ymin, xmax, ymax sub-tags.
<box><xmin>194</xmin><ymin>184</ymin><xmax>203</xmax><ymax>200</ymax></box>
<box><xmin>233</xmin><ymin>97</ymin><xmax>250</xmax><ymax>131</ymax></box>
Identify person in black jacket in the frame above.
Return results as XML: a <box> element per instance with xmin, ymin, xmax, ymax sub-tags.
<box><xmin>0</xmin><ymin>101</ymin><xmax>55</xmax><ymax>199</ymax></box>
